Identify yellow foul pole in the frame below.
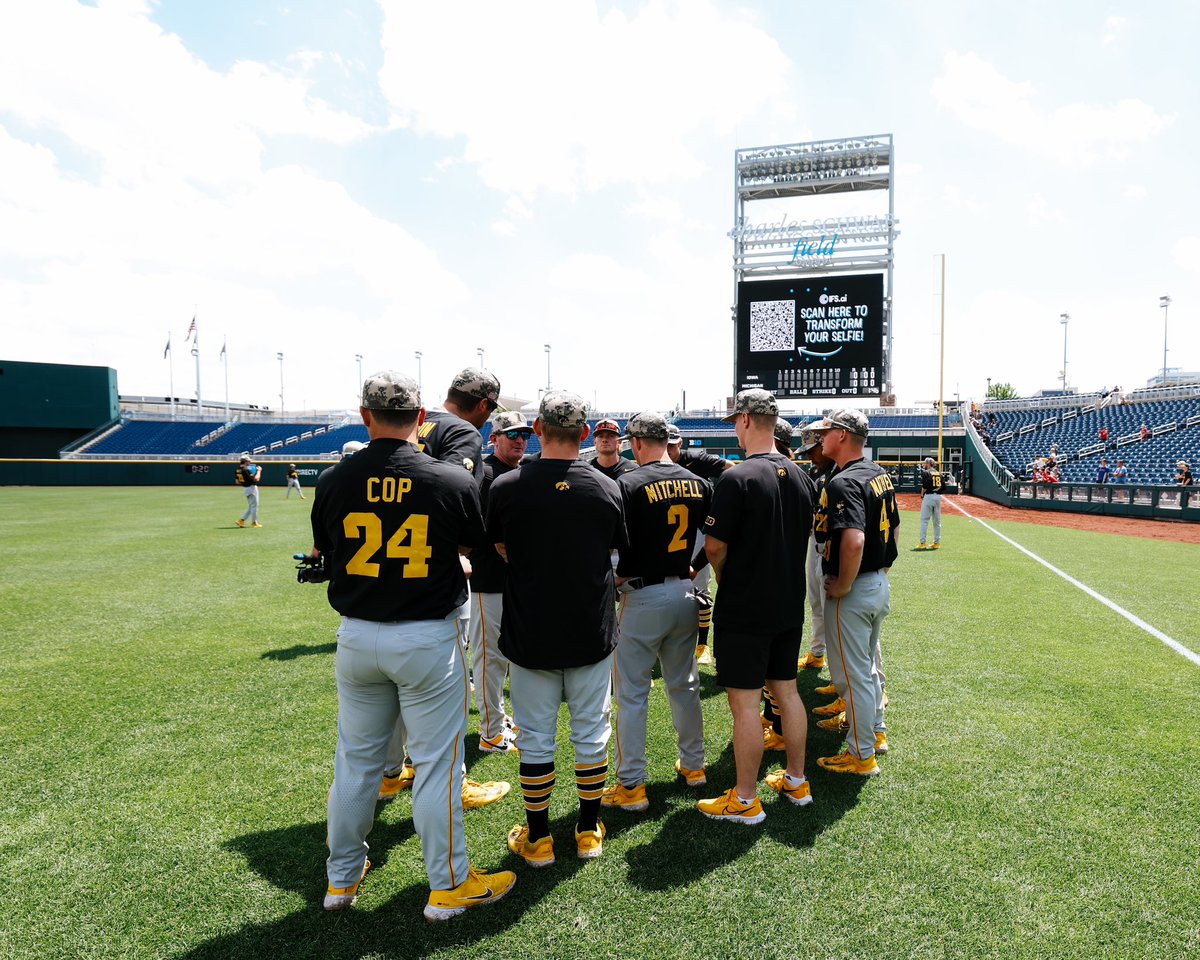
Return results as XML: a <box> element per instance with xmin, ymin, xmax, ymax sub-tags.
<box><xmin>938</xmin><ymin>254</ymin><xmax>945</xmax><ymax>470</ymax></box>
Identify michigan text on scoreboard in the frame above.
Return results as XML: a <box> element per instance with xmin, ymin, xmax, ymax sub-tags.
<box><xmin>736</xmin><ymin>273</ymin><xmax>884</xmax><ymax>399</ymax></box>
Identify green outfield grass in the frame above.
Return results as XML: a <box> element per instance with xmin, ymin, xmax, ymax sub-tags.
<box><xmin>1</xmin><ymin>487</ymin><xmax>1198</xmax><ymax>960</ymax></box>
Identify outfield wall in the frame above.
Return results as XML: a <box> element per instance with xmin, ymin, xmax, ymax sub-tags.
<box><xmin>0</xmin><ymin>459</ymin><xmax>332</xmax><ymax>487</ymax></box>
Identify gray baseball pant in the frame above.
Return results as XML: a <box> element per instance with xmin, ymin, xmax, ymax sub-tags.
<box><xmin>612</xmin><ymin>579</ymin><xmax>704</xmax><ymax>786</ymax></box>
<box><xmin>327</xmin><ymin>615</ymin><xmax>469</xmax><ymax>893</ymax></box>
<box><xmin>468</xmin><ymin>591</ymin><xmax>510</xmax><ymax>742</ymax></box>
<box><xmin>805</xmin><ymin>534</ymin><xmax>826</xmax><ymax>657</ymax></box>
<box><xmin>240</xmin><ymin>486</ymin><xmax>259</xmax><ymax>523</ymax></box>
<box><xmin>824</xmin><ymin>570</ymin><xmax>890</xmax><ymax>760</ymax></box>
<box><xmin>920</xmin><ymin>493</ymin><xmax>942</xmax><ymax>544</ymax></box>
<box><xmin>509</xmin><ymin>657</ymin><xmax>612</xmax><ymax>767</ymax></box>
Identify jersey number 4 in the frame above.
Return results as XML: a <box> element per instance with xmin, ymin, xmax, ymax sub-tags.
<box><xmin>342</xmin><ymin>512</ymin><xmax>432</xmax><ymax>578</ymax></box>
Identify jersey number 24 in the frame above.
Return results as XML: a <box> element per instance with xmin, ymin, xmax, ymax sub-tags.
<box><xmin>342</xmin><ymin>512</ymin><xmax>432</xmax><ymax>578</ymax></box>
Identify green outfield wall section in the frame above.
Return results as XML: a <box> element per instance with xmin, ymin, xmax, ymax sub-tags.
<box><xmin>0</xmin><ymin>459</ymin><xmax>333</xmax><ymax>487</ymax></box>
<box><xmin>0</xmin><ymin>359</ymin><xmax>120</xmax><ymax>457</ymax></box>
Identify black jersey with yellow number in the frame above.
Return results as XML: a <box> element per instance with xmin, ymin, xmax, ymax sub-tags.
<box><xmin>920</xmin><ymin>466</ymin><xmax>944</xmax><ymax>495</ymax></box>
<box><xmin>809</xmin><ymin>462</ymin><xmax>833</xmax><ymax>544</ymax></box>
<box><xmin>416</xmin><ymin>408</ymin><xmax>485</xmax><ymax>488</ymax></box>
<box><xmin>311</xmin><ymin>438</ymin><xmax>485</xmax><ymax>622</ymax></box>
<box><xmin>592</xmin><ymin>457</ymin><xmax>637</xmax><ymax>481</ymax></box>
<box><xmin>468</xmin><ymin>454</ymin><xmax>515</xmax><ymax>594</ymax></box>
<box><xmin>237</xmin><ymin>465</ymin><xmax>260</xmax><ymax>486</ymax></box>
<box><xmin>487</xmin><ymin>458</ymin><xmax>627</xmax><ymax>669</ymax></box>
<box><xmin>703</xmin><ymin>452</ymin><xmax>815</xmax><ymax>634</ymax></box>
<box><xmin>616</xmin><ymin>461</ymin><xmax>712</xmax><ymax>582</ymax></box>
<box><xmin>819</xmin><ymin>457</ymin><xmax>900</xmax><ymax>578</ymax></box>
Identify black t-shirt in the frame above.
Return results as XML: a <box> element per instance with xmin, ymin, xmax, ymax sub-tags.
<box><xmin>678</xmin><ymin>448</ymin><xmax>729</xmax><ymax>482</ymax></box>
<box><xmin>469</xmin><ymin>454</ymin><xmax>515</xmax><ymax>593</ymax></box>
<box><xmin>920</xmin><ymin>467</ymin><xmax>944</xmax><ymax>495</ymax></box>
<box><xmin>703</xmin><ymin>452</ymin><xmax>814</xmax><ymax>634</ymax></box>
<box><xmin>818</xmin><ymin>457</ymin><xmax>900</xmax><ymax>578</ymax></box>
<box><xmin>287</xmin><ymin>467</ymin><xmax>299</xmax><ymax>480</ymax></box>
<box><xmin>593</xmin><ymin>457</ymin><xmax>637</xmax><ymax>481</ymax></box>
<box><xmin>416</xmin><ymin>408</ymin><xmax>485</xmax><ymax>488</ymax></box>
<box><xmin>616</xmin><ymin>461</ymin><xmax>712</xmax><ymax>582</ymax></box>
<box><xmin>311</xmin><ymin>438</ymin><xmax>485</xmax><ymax>622</ymax></box>
<box><xmin>238</xmin><ymin>465</ymin><xmax>260</xmax><ymax>486</ymax></box>
<box><xmin>487</xmin><ymin>458</ymin><xmax>627</xmax><ymax>669</ymax></box>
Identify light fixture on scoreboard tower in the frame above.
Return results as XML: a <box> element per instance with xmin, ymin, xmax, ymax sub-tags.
<box><xmin>730</xmin><ymin>134</ymin><xmax>898</xmax><ymax>403</ymax></box>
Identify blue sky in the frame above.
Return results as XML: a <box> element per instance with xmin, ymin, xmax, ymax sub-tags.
<box><xmin>1</xmin><ymin>0</ymin><xmax>1195</xmax><ymax>414</ymax></box>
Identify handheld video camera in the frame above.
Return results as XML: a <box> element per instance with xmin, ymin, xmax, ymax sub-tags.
<box><xmin>294</xmin><ymin>553</ymin><xmax>329</xmax><ymax>584</ymax></box>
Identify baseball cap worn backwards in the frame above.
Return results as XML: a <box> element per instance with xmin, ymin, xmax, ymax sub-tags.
<box><xmin>361</xmin><ymin>371</ymin><xmax>421</xmax><ymax>410</ymax></box>
<box><xmin>451</xmin><ymin>367</ymin><xmax>501</xmax><ymax>402</ymax></box>
<box><xmin>593</xmin><ymin>417</ymin><xmax>621</xmax><ymax>435</ymax></box>
<box><xmin>821</xmin><ymin>408</ymin><xmax>870</xmax><ymax>438</ymax></box>
<box><xmin>539</xmin><ymin>390</ymin><xmax>590</xmax><ymax>429</ymax></box>
<box><xmin>624</xmin><ymin>411</ymin><xmax>670</xmax><ymax>441</ymax></box>
<box><xmin>722</xmin><ymin>388</ymin><xmax>778</xmax><ymax>422</ymax></box>
<box><xmin>491</xmin><ymin>410</ymin><xmax>532</xmax><ymax>433</ymax></box>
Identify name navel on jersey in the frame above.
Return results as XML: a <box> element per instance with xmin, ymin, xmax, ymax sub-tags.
<box><xmin>643</xmin><ymin>478</ymin><xmax>706</xmax><ymax>504</ymax></box>
<box><xmin>869</xmin><ymin>473</ymin><xmax>895</xmax><ymax>497</ymax></box>
<box><xmin>366</xmin><ymin>476</ymin><xmax>414</xmax><ymax>503</ymax></box>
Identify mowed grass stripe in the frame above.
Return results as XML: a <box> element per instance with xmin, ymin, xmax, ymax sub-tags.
<box><xmin>0</xmin><ymin>489</ymin><xmax>1197</xmax><ymax>960</ymax></box>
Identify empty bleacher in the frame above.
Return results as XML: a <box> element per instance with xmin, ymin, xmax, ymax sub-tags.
<box><xmin>85</xmin><ymin>420</ymin><xmax>226</xmax><ymax>456</ymax></box>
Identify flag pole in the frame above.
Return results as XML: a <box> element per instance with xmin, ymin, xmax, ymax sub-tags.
<box><xmin>190</xmin><ymin>309</ymin><xmax>202</xmax><ymax>417</ymax></box>
<box><xmin>166</xmin><ymin>333</ymin><xmax>175</xmax><ymax>420</ymax></box>
<box><xmin>222</xmin><ymin>336</ymin><xmax>230</xmax><ymax>422</ymax></box>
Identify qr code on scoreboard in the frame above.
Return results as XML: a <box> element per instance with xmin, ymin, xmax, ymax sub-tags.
<box><xmin>749</xmin><ymin>299</ymin><xmax>796</xmax><ymax>352</ymax></box>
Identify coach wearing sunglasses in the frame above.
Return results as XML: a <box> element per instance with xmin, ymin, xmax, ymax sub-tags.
<box><xmin>468</xmin><ymin>410</ymin><xmax>534</xmax><ymax>755</ymax></box>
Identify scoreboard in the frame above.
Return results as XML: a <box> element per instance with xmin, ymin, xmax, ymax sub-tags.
<box><xmin>736</xmin><ymin>273</ymin><xmax>885</xmax><ymax>399</ymax></box>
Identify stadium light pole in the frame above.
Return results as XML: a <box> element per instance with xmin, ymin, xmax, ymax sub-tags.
<box><xmin>414</xmin><ymin>351</ymin><xmax>422</xmax><ymax>391</ymax></box>
<box><xmin>544</xmin><ymin>343</ymin><xmax>551</xmax><ymax>391</ymax></box>
<box><xmin>1160</xmin><ymin>295</ymin><xmax>1171</xmax><ymax>384</ymax></box>
<box><xmin>277</xmin><ymin>352</ymin><xmax>285</xmax><ymax>414</ymax></box>
<box><xmin>477</xmin><ymin>346</ymin><xmax>484</xmax><ymax>369</ymax></box>
<box><xmin>355</xmin><ymin>353</ymin><xmax>362</xmax><ymax>392</ymax></box>
<box><xmin>1059</xmin><ymin>313</ymin><xmax>1069</xmax><ymax>392</ymax></box>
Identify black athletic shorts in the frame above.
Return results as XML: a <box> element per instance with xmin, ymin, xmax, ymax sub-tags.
<box><xmin>714</xmin><ymin>627</ymin><xmax>803</xmax><ymax>690</ymax></box>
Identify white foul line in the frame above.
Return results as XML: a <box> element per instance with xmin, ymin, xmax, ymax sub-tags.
<box><xmin>943</xmin><ymin>497</ymin><xmax>1200</xmax><ymax>668</ymax></box>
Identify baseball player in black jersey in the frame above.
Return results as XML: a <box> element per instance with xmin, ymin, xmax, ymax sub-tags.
<box><xmin>666</xmin><ymin>424</ymin><xmax>728</xmax><ymax>663</ymax></box>
<box><xmin>311</xmin><ymin>370</ymin><xmax>514</xmax><ymax>919</ymax></box>
<box><xmin>800</xmin><ymin>420</ymin><xmax>835</xmax><ymax>671</ymax></box>
<box><xmin>235</xmin><ymin>457</ymin><xmax>262</xmax><ymax>527</ymax></box>
<box><xmin>813</xmin><ymin>409</ymin><xmax>900</xmax><ymax>776</ymax></box>
<box><xmin>488</xmin><ymin>390</ymin><xmax>628</xmax><ymax>867</ymax></box>
<box><xmin>698</xmin><ymin>389</ymin><xmax>816</xmax><ymax>822</ymax></box>
<box><xmin>602</xmin><ymin>412</ymin><xmax>711</xmax><ymax>812</ymax></box>
<box><xmin>285</xmin><ymin>463</ymin><xmax>305</xmax><ymax>499</ymax></box>
<box><xmin>381</xmin><ymin>366</ymin><xmax>509</xmax><ymax>808</ymax></box>
<box><xmin>591</xmin><ymin>417</ymin><xmax>637</xmax><ymax>480</ymax></box>
<box><xmin>918</xmin><ymin>456</ymin><xmax>943</xmax><ymax>549</ymax></box>
<box><xmin>467</xmin><ymin>410</ymin><xmax>531</xmax><ymax>754</ymax></box>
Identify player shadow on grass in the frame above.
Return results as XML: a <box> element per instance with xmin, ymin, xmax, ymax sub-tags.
<box><xmin>178</xmin><ymin>808</ymin><xmax>589</xmax><ymax>960</ymax></box>
<box><xmin>624</xmin><ymin>733</ymin><xmax>868</xmax><ymax>891</ymax></box>
<box><xmin>260</xmin><ymin>641</ymin><xmax>338</xmax><ymax>661</ymax></box>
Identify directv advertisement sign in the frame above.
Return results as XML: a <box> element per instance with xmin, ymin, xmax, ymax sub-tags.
<box><xmin>736</xmin><ymin>274</ymin><xmax>885</xmax><ymax>398</ymax></box>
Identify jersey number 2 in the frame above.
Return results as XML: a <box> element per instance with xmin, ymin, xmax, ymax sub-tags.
<box><xmin>666</xmin><ymin>505</ymin><xmax>689</xmax><ymax>553</ymax></box>
<box><xmin>343</xmin><ymin>512</ymin><xmax>432</xmax><ymax>578</ymax></box>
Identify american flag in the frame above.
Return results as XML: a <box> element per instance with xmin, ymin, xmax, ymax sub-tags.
<box><xmin>186</xmin><ymin>315</ymin><xmax>197</xmax><ymax>341</ymax></box>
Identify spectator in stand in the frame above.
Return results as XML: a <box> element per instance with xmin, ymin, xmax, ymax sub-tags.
<box><xmin>1111</xmin><ymin>459</ymin><xmax>1129</xmax><ymax>483</ymax></box>
<box><xmin>1099</xmin><ymin>426</ymin><xmax>1109</xmax><ymax>442</ymax></box>
<box><xmin>1095</xmin><ymin>458</ymin><xmax>1110</xmax><ymax>484</ymax></box>
<box><xmin>1176</xmin><ymin>461</ymin><xmax>1194</xmax><ymax>486</ymax></box>
<box><xmin>1140</xmin><ymin>424</ymin><xmax>1151</xmax><ymax>441</ymax></box>
<box><xmin>1046</xmin><ymin>464</ymin><xmax>1061</xmax><ymax>483</ymax></box>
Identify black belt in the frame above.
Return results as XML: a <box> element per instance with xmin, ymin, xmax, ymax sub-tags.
<box><xmin>625</xmin><ymin>575</ymin><xmax>674</xmax><ymax>590</ymax></box>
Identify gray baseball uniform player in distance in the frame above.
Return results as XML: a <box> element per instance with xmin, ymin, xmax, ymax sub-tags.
<box><xmin>236</xmin><ymin>457</ymin><xmax>262</xmax><ymax>527</ymax></box>
<box><xmin>918</xmin><ymin>456</ymin><xmax>943</xmax><ymax>549</ymax></box>
<box><xmin>602</xmin><ymin>412</ymin><xmax>712</xmax><ymax>812</ymax></box>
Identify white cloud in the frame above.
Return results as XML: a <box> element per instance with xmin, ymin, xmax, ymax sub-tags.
<box><xmin>1173</xmin><ymin>236</ymin><xmax>1200</xmax><ymax>274</ymax></box>
<box><xmin>931</xmin><ymin>52</ymin><xmax>1174</xmax><ymax>164</ymax></box>
<box><xmin>376</xmin><ymin>0</ymin><xmax>792</xmax><ymax>198</ymax></box>
<box><xmin>1123</xmin><ymin>184</ymin><xmax>1147</xmax><ymax>199</ymax></box>
<box><xmin>1102</xmin><ymin>15</ymin><xmax>1128</xmax><ymax>45</ymax></box>
<box><xmin>0</xmin><ymin>0</ymin><xmax>466</xmax><ymax>407</ymax></box>
<box><xmin>941</xmin><ymin>184</ymin><xmax>986</xmax><ymax>215</ymax></box>
<box><xmin>1024</xmin><ymin>193</ymin><xmax>1065</xmax><ymax>223</ymax></box>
